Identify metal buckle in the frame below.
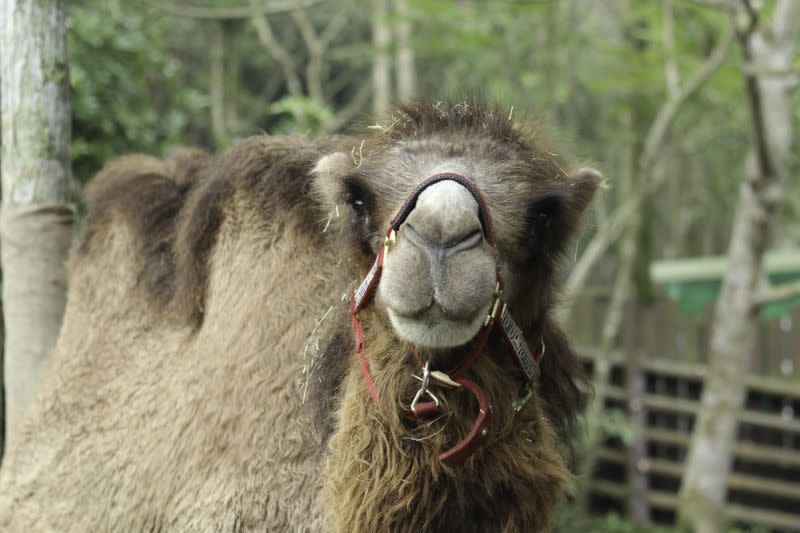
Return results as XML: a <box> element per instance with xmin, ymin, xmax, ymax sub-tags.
<box><xmin>512</xmin><ymin>386</ymin><xmax>533</xmax><ymax>412</ymax></box>
<box><xmin>410</xmin><ymin>361</ymin><xmax>440</xmax><ymax>412</ymax></box>
<box><xmin>483</xmin><ymin>283</ymin><xmax>503</xmax><ymax>327</ymax></box>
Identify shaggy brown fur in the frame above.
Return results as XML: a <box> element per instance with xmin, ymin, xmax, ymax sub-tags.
<box><xmin>0</xmin><ymin>136</ymin><xmax>351</xmax><ymax>532</ymax></box>
<box><xmin>309</xmin><ymin>100</ymin><xmax>600</xmax><ymax>532</ymax></box>
<box><xmin>321</xmin><ymin>311</ymin><xmax>571</xmax><ymax>532</ymax></box>
<box><xmin>0</xmin><ymin>99</ymin><xmax>598</xmax><ymax>532</ymax></box>
<box><xmin>78</xmin><ymin>147</ymin><xmax>212</xmax><ymax>304</ymax></box>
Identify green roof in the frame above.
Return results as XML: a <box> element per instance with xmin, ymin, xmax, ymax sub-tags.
<box><xmin>649</xmin><ymin>250</ymin><xmax>800</xmax><ymax>318</ymax></box>
<box><xmin>651</xmin><ymin>250</ymin><xmax>800</xmax><ymax>284</ymax></box>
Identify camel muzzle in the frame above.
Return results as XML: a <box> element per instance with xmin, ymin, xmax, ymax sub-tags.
<box><xmin>350</xmin><ymin>172</ymin><xmax>544</xmax><ymax>467</ymax></box>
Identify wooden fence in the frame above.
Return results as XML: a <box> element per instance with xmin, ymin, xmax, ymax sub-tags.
<box><xmin>568</xmin><ymin>287</ymin><xmax>799</xmax><ymax>379</ymax></box>
<box><xmin>566</xmin><ymin>288</ymin><xmax>800</xmax><ymax>531</ymax></box>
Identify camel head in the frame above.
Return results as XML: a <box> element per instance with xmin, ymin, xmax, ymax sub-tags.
<box><xmin>313</xmin><ymin>101</ymin><xmax>601</xmax><ymax>359</ymax></box>
<box><xmin>310</xmin><ymin>100</ymin><xmax>603</xmax><ymax>531</ymax></box>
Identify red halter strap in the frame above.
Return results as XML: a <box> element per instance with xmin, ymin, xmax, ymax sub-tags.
<box><xmin>350</xmin><ymin>172</ymin><xmax>542</xmax><ymax>467</ymax></box>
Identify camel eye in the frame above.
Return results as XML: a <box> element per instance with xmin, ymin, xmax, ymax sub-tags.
<box><xmin>343</xmin><ymin>179</ymin><xmax>369</xmax><ymax>221</ymax></box>
<box><xmin>523</xmin><ymin>193</ymin><xmax>567</xmax><ymax>248</ymax></box>
<box><xmin>351</xmin><ymin>198</ymin><xmax>366</xmax><ymax>217</ymax></box>
<box><xmin>340</xmin><ymin>179</ymin><xmax>378</xmax><ymax>256</ymax></box>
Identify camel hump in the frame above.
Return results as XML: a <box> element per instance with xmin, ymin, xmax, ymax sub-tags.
<box><xmin>164</xmin><ymin>147</ymin><xmax>213</xmax><ymax>188</ymax></box>
<box><xmin>81</xmin><ymin>148</ymin><xmax>211</xmax><ymax>244</ymax></box>
<box><xmin>75</xmin><ymin>148</ymin><xmax>211</xmax><ymax>305</ymax></box>
<box><xmin>75</xmin><ymin>135</ymin><xmax>353</xmax><ymax>323</ymax></box>
<box><xmin>171</xmin><ymin>134</ymin><xmax>355</xmax><ymax>324</ymax></box>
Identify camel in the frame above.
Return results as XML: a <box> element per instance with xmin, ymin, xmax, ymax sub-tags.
<box><xmin>0</xmin><ymin>99</ymin><xmax>601</xmax><ymax>532</ymax></box>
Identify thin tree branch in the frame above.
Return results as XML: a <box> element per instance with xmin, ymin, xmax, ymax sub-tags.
<box><xmin>319</xmin><ymin>6</ymin><xmax>349</xmax><ymax>49</ymax></box>
<box><xmin>249</xmin><ymin>1</ymin><xmax>303</xmax><ymax>96</ymax></box>
<box><xmin>291</xmin><ymin>9</ymin><xmax>324</xmax><ymax>102</ymax></box>
<box><xmin>209</xmin><ymin>20</ymin><xmax>227</xmax><ymax>145</ymax></box>
<box><xmin>327</xmin><ymin>69</ymin><xmax>360</xmax><ymax>100</ymax></box>
<box><xmin>261</xmin><ymin>69</ymin><xmax>285</xmax><ymax>102</ymax></box>
<box><xmin>741</xmin><ymin>64</ymin><xmax>800</xmax><ymax>77</ymax></box>
<box><xmin>292</xmin><ymin>9</ymin><xmax>321</xmax><ymax>52</ymax></box>
<box><xmin>326</xmin><ymin>83</ymin><xmax>372</xmax><ymax>132</ymax></box>
<box><xmin>560</xmin><ymin>24</ymin><xmax>735</xmax><ymax>320</ymax></box>
<box><xmin>371</xmin><ymin>0</ymin><xmax>392</xmax><ymax>115</ymax></box>
<box><xmin>686</xmin><ymin>0</ymin><xmax>736</xmax><ymax>12</ymax></box>
<box><xmin>639</xmin><ymin>25</ymin><xmax>735</xmax><ymax>178</ymax></box>
<box><xmin>735</xmin><ymin>1</ymin><xmax>775</xmax><ymax>181</ymax></box>
<box><xmin>664</xmin><ymin>0</ymin><xmax>681</xmax><ymax>97</ymax></box>
<box><xmin>771</xmin><ymin>0</ymin><xmax>800</xmax><ymax>43</ymax></box>
<box><xmin>290</xmin><ymin>7</ymin><xmax>348</xmax><ymax>104</ymax></box>
<box><xmin>754</xmin><ymin>281</ymin><xmax>800</xmax><ymax>307</ymax></box>
<box><xmin>151</xmin><ymin>0</ymin><xmax>324</xmax><ymax>20</ymax></box>
<box><xmin>738</xmin><ymin>0</ymin><xmax>759</xmax><ymax>33</ymax></box>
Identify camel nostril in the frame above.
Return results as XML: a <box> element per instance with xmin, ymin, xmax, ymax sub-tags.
<box><xmin>445</xmin><ymin>228</ymin><xmax>482</xmax><ymax>251</ymax></box>
<box><xmin>403</xmin><ymin>223</ymin><xmax>428</xmax><ymax>249</ymax></box>
<box><xmin>403</xmin><ymin>223</ymin><xmax>482</xmax><ymax>255</ymax></box>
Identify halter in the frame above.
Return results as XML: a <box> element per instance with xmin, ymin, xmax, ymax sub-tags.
<box><xmin>350</xmin><ymin>172</ymin><xmax>543</xmax><ymax>467</ymax></box>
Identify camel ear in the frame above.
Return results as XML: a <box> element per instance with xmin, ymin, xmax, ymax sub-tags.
<box><xmin>312</xmin><ymin>152</ymin><xmax>353</xmax><ymax>208</ymax></box>
<box><xmin>566</xmin><ymin>167</ymin><xmax>603</xmax><ymax>215</ymax></box>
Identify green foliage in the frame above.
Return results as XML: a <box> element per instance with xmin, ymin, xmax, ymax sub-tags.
<box><xmin>266</xmin><ymin>96</ymin><xmax>334</xmax><ymax>135</ymax></box>
<box><xmin>600</xmin><ymin>408</ymin><xmax>635</xmax><ymax>446</ymax></box>
<box><xmin>401</xmin><ymin>0</ymin><xmax>800</xmax><ymax>256</ymax></box>
<box><xmin>68</xmin><ymin>2</ymin><xmax>207</xmax><ymax>184</ymax></box>
<box><xmin>555</xmin><ymin>508</ymin><xmax>676</xmax><ymax>533</ymax></box>
<box><xmin>64</xmin><ymin>0</ymin><xmax>798</xmax><ymax>254</ymax></box>
<box><xmin>578</xmin><ymin>408</ymin><xmax>634</xmax><ymax>453</ymax></box>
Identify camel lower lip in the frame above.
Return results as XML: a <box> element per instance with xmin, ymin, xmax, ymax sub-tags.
<box><xmin>387</xmin><ymin>304</ymin><xmax>472</xmax><ymax>324</ymax></box>
<box><xmin>385</xmin><ymin>303</ymin><xmax>491</xmax><ymax>348</ymax></box>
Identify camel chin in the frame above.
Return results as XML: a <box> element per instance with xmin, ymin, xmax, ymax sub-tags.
<box><xmin>385</xmin><ymin>300</ymin><xmax>492</xmax><ymax>348</ymax></box>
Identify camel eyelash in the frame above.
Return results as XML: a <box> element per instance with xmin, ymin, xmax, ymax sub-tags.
<box><xmin>341</xmin><ymin>178</ymin><xmax>371</xmax><ymax>217</ymax></box>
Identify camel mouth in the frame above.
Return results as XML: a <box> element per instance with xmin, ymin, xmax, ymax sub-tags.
<box><xmin>369</xmin><ymin>176</ymin><xmax>499</xmax><ymax>349</ymax></box>
<box><xmin>385</xmin><ymin>300</ymin><xmax>493</xmax><ymax>348</ymax></box>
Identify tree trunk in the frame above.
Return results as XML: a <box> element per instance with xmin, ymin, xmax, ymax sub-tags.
<box><xmin>209</xmin><ymin>20</ymin><xmax>227</xmax><ymax>147</ymax></box>
<box><xmin>0</xmin><ymin>310</ymin><xmax>4</xmax><ymax>455</ymax></box>
<box><xmin>678</xmin><ymin>2</ymin><xmax>798</xmax><ymax>531</ymax></box>
<box><xmin>1</xmin><ymin>0</ymin><xmax>74</xmax><ymax>440</ymax></box>
<box><xmin>626</xmin><ymin>300</ymin><xmax>650</xmax><ymax>526</ymax></box>
<box><xmin>371</xmin><ymin>0</ymin><xmax>391</xmax><ymax>115</ymax></box>
<box><xmin>223</xmin><ymin>20</ymin><xmax>241</xmax><ymax>137</ymax></box>
<box><xmin>575</xmin><ymin>108</ymin><xmax>639</xmax><ymax>521</ymax></box>
<box><xmin>393</xmin><ymin>0</ymin><xmax>415</xmax><ymax>101</ymax></box>
<box><xmin>250</xmin><ymin>2</ymin><xmax>303</xmax><ymax>98</ymax></box>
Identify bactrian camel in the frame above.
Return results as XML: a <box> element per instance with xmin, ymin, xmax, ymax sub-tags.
<box><xmin>0</xmin><ymin>100</ymin><xmax>601</xmax><ymax>532</ymax></box>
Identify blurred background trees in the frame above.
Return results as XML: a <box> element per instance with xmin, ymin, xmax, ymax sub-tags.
<box><xmin>65</xmin><ymin>0</ymin><xmax>800</xmax><ymax>248</ymax></box>
<box><xmin>2</xmin><ymin>0</ymin><xmax>798</xmax><ymax>531</ymax></box>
